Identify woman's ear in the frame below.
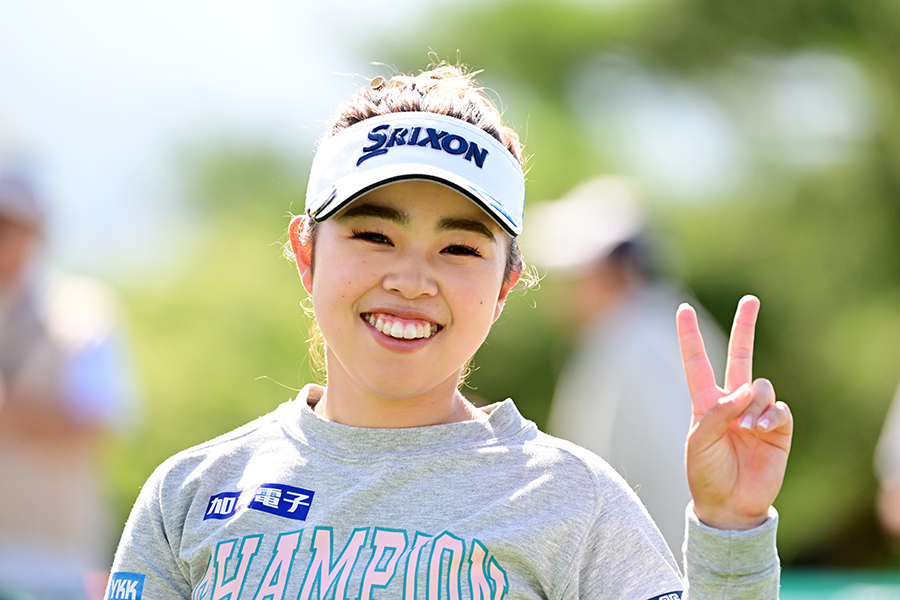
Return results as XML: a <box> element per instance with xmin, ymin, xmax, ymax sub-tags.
<box><xmin>289</xmin><ymin>215</ymin><xmax>314</xmax><ymax>294</ymax></box>
<box><xmin>493</xmin><ymin>268</ymin><xmax>521</xmax><ymax>322</ymax></box>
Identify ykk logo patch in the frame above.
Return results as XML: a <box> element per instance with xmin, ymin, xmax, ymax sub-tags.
<box><xmin>106</xmin><ymin>572</ymin><xmax>145</xmax><ymax>600</ymax></box>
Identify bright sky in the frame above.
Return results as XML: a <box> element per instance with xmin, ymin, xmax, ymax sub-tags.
<box><xmin>0</xmin><ymin>0</ymin><xmax>432</xmax><ymax>272</ymax></box>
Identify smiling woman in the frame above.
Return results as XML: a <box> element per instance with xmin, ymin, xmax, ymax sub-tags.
<box><xmin>107</xmin><ymin>62</ymin><xmax>792</xmax><ymax>600</ymax></box>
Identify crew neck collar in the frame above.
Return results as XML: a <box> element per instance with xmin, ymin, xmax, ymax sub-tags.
<box><xmin>278</xmin><ymin>384</ymin><xmax>530</xmax><ymax>460</ymax></box>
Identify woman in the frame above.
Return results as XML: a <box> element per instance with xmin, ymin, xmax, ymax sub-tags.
<box><xmin>107</xmin><ymin>64</ymin><xmax>791</xmax><ymax>600</ymax></box>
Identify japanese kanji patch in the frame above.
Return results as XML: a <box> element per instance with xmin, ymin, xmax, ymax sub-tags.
<box><xmin>204</xmin><ymin>484</ymin><xmax>315</xmax><ymax>521</ymax></box>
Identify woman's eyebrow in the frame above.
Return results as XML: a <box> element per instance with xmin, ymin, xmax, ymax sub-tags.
<box><xmin>437</xmin><ymin>217</ymin><xmax>497</xmax><ymax>242</ymax></box>
<box><xmin>337</xmin><ymin>202</ymin><xmax>409</xmax><ymax>224</ymax></box>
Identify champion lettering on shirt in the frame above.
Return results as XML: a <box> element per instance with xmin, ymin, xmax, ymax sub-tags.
<box><xmin>357</xmin><ymin>123</ymin><xmax>489</xmax><ymax>167</ymax></box>
<box><xmin>183</xmin><ymin>527</ymin><xmax>509</xmax><ymax>600</ymax></box>
<box><xmin>649</xmin><ymin>593</ymin><xmax>682</xmax><ymax>600</ymax></box>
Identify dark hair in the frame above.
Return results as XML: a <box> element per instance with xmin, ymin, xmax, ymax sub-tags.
<box><xmin>323</xmin><ymin>65</ymin><xmax>524</xmax><ymax>164</ymax></box>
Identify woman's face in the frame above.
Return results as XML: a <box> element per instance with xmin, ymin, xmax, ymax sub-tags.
<box><xmin>300</xmin><ymin>180</ymin><xmax>512</xmax><ymax>407</ymax></box>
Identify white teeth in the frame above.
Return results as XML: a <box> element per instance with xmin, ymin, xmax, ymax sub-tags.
<box><xmin>364</xmin><ymin>313</ymin><xmax>438</xmax><ymax>340</ymax></box>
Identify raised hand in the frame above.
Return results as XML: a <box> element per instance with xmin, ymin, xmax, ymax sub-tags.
<box><xmin>677</xmin><ymin>295</ymin><xmax>793</xmax><ymax>531</ymax></box>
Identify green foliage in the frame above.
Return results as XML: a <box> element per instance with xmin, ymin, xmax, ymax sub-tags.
<box><xmin>105</xmin><ymin>147</ymin><xmax>315</xmax><ymax>529</ymax></box>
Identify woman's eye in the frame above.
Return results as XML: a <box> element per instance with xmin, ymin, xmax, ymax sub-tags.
<box><xmin>443</xmin><ymin>244</ymin><xmax>482</xmax><ymax>257</ymax></box>
<box><xmin>351</xmin><ymin>230</ymin><xmax>391</xmax><ymax>245</ymax></box>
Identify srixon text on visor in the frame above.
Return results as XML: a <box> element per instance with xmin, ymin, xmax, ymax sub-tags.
<box><xmin>357</xmin><ymin>124</ymin><xmax>490</xmax><ymax>168</ymax></box>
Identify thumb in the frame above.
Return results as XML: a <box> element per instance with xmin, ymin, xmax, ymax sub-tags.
<box><xmin>692</xmin><ymin>383</ymin><xmax>753</xmax><ymax>441</ymax></box>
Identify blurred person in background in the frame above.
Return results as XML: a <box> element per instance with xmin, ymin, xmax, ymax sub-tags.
<box><xmin>0</xmin><ymin>163</ymin><xmax>138</xmax><ymax>599</ymax></box>
<box><xmin>874</xmin><ymin>380</ymin><xmax>900</xmax><ymax>541</ymax></box>
<box><xmin>521</xmin><ymin>176</ymin><xmax>727</xmax><ymax>563</ymax></box>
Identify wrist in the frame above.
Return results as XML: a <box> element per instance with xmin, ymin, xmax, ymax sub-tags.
<box><xmin>692</xmin><ymin>504</ymin><xmax>770</xmax><ymax>531</ymax></box>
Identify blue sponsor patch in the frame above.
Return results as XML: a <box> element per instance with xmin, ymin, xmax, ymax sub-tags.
<box><xmin>204</xmin><ymin>491</ymin><xmax>242</xmax><ymax>520</ymax></box>
<box><xmin>248</xmin><ymin>483</ymin><xmax>315</xmax><ymax>520</ymax></box>
<box><xmin>204</xmin><ymin>484</ymin><xmax>315</xmax><ymax>521</ymax></box>
<box><xmin>106</xmin><ymin>572</ymin><xmax>145</xmax><ymax>600</ymax></box>
<box><xmin>648</xmin><ymin>593</ymin><xmax>682</xmax><ymax>600</ymax></box>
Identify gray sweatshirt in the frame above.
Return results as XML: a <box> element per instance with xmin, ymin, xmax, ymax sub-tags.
<box><xmin>106</xmin><ymin>385</ymin><xmax>779</xmax><ymax>600</ymax></box>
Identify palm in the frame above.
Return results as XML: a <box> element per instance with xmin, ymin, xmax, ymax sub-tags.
<box><xmin>677</xmin><ymin>296</ymin><xmax>792</xmax><ymax>530</ymax></box>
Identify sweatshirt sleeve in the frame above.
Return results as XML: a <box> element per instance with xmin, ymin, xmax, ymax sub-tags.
<box><xmin>105</xmin><ymin>462</ymin><xmax>194</xmax><ymax>600</ymax></box>
<box><xmin>682</xmin><ymin>502</ymin><xmax>781</xmax><ymax>599</ymax></box>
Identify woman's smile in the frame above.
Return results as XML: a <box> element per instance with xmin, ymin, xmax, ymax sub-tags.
<box><xmin>362</xmin><ymin>313</ymin><xmax>440</xmax><ymax>340</ymax></box>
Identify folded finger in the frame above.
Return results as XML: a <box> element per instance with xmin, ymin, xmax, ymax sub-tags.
<box><xmin>737</xmin><ymin>377</ymin><xmax>776</xmax><ymax>430</ymax></box>
<box><xmin>756</xmin><ymin>400</ymin><xmax>793</xmax><ymax>438</ymax></box>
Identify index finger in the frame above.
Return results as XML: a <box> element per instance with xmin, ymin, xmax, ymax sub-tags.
<box><xmin>723</xmin><ymin>295</ymin><xmax>760</xmax><ymax>393</ymax></box>
<box><xmin>677</xmin><ymin>303</ymin><xmax>718</xmax><ymax>404</ymax></box>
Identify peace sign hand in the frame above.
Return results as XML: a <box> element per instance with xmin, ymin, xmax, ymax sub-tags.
<box><xmin>677</xmin><ymin>295</ymin><xmax>793</xmax><ymax>531</ymax></box>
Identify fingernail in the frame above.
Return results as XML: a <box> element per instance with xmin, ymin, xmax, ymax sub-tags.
<box><xmin>739</xmin><ymin>415</ymin><xmax>754</xmax><ymax>429</ymax></box>
<box><xmin>758</xmin><ymin>418</ymin><xmax>771</xmax><ymax>431</ymax></box>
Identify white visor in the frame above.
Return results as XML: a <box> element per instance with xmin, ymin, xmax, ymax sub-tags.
<box><xmin>305</xmin><ymin>112</ymin><xmax>525</xmax><ymax>235</ymax></box>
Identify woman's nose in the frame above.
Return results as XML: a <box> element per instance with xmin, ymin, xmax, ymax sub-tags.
<box><xmin>382</xmin><ymin>251</ymin><xmax>438</xmax><ymax>299</ymax></box>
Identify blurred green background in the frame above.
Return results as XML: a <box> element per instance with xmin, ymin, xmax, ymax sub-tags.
<box><xmin>97</xmin><ymin>0</ymin><xmax>900</xmax><ymax>572</ymax></box>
